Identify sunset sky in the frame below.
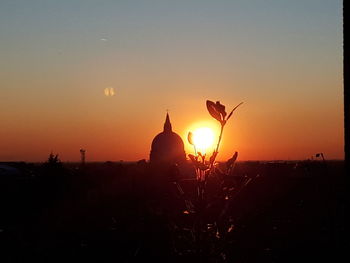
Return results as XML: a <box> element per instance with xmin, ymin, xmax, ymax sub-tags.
<box><xmin>0</xmin><ymin>0</ymin><xmax>343</xmax><ymax>162</ymax></box>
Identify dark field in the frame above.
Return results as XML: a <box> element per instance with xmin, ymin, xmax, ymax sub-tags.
<box><xmin>0</xmin><ymin>160</ymin><xmax>346</xmax><ymax>262</ymax></box>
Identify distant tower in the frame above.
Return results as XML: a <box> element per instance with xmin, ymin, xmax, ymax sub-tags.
<box><xmin>150</xmin><ymin>113</ymin><xmax>186</xmax><ymax>165</ymax></box>
<box><xmin>80</xmin><ymin>149</ymin><xmax>86</xmax><ymax>165</ymax></box>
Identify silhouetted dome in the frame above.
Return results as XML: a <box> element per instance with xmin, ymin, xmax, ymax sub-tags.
<box><xmin>150</xmin><ymin>113</ymin><xmax>186</xmax><ymax>165</ymax></box>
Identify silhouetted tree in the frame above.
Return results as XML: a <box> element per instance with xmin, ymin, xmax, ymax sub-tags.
<box><xmin>44</xmin><ymin>152</ymin><xmax>63</xmax><ymax>170</ymax></box>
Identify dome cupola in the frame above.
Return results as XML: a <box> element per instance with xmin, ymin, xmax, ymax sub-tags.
<box><xmin>150</xmin><ymin>113</ymin><xmax>186</xmax><ymax>165</ymax></box>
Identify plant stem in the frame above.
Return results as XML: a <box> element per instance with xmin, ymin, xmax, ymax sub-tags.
<box><xmin>209</xmin><ymin>123</ymin><xmax>225</xmax><ymax>169</ymax></box>
<box><xmin>216</xmin><ymin>124</ymin><xmax>225</xmax><ymax>154</ymax></box>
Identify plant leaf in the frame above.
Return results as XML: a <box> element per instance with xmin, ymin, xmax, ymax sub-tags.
<box><xmin>206</xmin><ymin>100</ymin><xmax>222</xmax><ymax>122</ymax></box>
<box><xmin>189</xmin><ymin>154</ymin><xmax>209</xmax><ymax>170</ymax></box>
<box><xmin>188</xmin><ymin>154</ymin><xmax>197</xmax><ymax>163</ymax></box>
<box><xmin>187</xmin><ymin>131</ymin><xmax>194</xmax><ymax>145</ymax></box>
<box><xmin>209</xmin><ymin>151</ymin><xmax>218</xmax><ymax>164</ymax></box>
<box><xmin>226</xmin><ymin>102</ymin><xmax>243</xmax><ymax>121</ymax></box>
<box><xmin>215</xmin><ymin>101</ymin><xmax>227</xmax><ymax>119</ymax></box>
<box><xmin>226</xmin><ymin>151</ymin><xmax>238</xmax><ymax>169</ymax></box>
<box><xmin>197</xmin><ymin>162</ymin><xmax>209</xmax><ymax>170</ymax></box>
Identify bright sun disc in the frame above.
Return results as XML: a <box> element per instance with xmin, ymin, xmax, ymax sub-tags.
<box><xmin>193</xmin><ymin>127</ymin><xmax>215</xmax><ymax>152</ymax></box>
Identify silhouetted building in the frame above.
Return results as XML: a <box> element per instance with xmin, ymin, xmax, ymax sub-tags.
<box><xmin>150</xmin><ymin>113</ymin><xmax>186</xmax><ymax>165</ymax></box>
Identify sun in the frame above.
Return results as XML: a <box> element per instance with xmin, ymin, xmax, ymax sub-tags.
<box><xmin>192</xmin><ymin>127</ymin><xmax>215</xmax><ymax>153</ymax></box>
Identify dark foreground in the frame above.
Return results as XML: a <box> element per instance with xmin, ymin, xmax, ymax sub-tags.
<box><xmin>0</xmin><ymin>160</ymin><xmax>346</xmax><ymax>262</ymax></box>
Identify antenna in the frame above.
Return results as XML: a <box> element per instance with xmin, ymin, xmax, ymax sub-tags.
<box><xmin>80</xmin><ymin>148</ymin><xmax>86</xmax><ymax>165</ymax></box>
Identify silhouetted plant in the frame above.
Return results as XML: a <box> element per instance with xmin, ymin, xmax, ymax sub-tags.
<box><xmin>183</xmin><ymin>100</ymin><xmax>244</xmax><ymax>260</ymax></box>
<box><xmin>206</xmin><ymin>100</ymin><xmax>243</xmax><ymax>165</ymax></box>
<box><xmin>187</xmin><ymin>101</ymin><xmax>243</xmax><ymax>200</ymax></box>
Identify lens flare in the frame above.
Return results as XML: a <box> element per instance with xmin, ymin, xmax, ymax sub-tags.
<box><xmin>104</xmin><ymin>87</ymin><xmax>115</xmax><ymax>96</ymax></box>
<box><xmin>192</xmin><ymin>127</ymin><xmax>215</xmax><ymax>153</ymax></box>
